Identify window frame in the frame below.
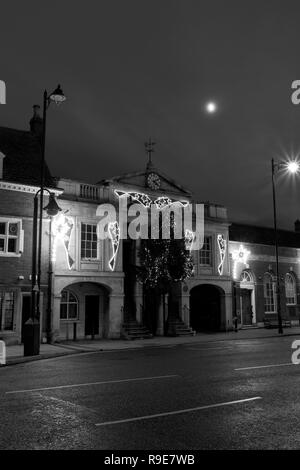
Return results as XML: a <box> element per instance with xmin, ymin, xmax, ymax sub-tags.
<box><xmin>263</xmin><ymin>272</ymin><xmax>277</xmax><ymax>314</ymax></box>
<box><xmin>0</xmin><ymin>291</ymin><xmax>15</xmax><ymax>331</ymax></box>
<box><xmin>285</xmin><ymin>273</ymin><xmax>297</xmax><ymax>306</ymax></box>
<box><xmin>0</xmin><ymin>218</ymin><xmax>23</xmax><ymax>257</ymax></box>
<box><xmin>198</xmin><ymin>236</ymin><xmax>213</xmax><ymax>267</ymax></box>
<box><xmin>60</xmin><ymin>290</ymin><xmax>79</xmax><ymax>321</ymax></box>
<box><xmin>80</xmin><ymin>222</ymin><xmax>99</xmax><ymax>261</ymax></box>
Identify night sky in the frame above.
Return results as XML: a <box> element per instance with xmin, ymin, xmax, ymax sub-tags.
<box><xmin>2</xmin><ymin>0</ymin><xmax>300</xmax><ymax>229</ymax></box>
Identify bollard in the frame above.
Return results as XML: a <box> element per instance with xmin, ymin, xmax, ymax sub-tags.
<box><xmin>0</xmin><ymin>340</ymin><xmax>6</xmax><ymax>365</ymax></box>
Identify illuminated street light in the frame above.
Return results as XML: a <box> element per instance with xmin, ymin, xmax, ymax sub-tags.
<box><xmin>286</xmin><ymin>161</ymin><xmax>300</xmax><ymax>174</ymax></box>
<box><xmin>24</xmin><ymin>85</ymin><xmax>66</xmax><ymax>357</ymax></box>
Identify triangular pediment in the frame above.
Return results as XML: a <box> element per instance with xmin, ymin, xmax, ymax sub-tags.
<box><xmin>98</xmin><ymin>167</ymin><xmax>192</xmax><ymax>200</ymax></box>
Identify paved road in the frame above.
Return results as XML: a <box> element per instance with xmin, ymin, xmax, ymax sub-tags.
<box><xmin>1</xmin><ymin>334</ymin><xmax>300</xmax><ymax>450</ymax></box>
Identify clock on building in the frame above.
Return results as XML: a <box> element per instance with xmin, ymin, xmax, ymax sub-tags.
<box><xmin>147</xmin><ymin>172</ymin><xmax>161</xmax><ymax>190</ymax></box>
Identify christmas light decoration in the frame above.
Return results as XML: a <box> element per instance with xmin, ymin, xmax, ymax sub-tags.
<box><xmin>232</xmin><ymin>244</ymin><xmax>251</xmax><ymax>279</ymax></box>
<box><xmin>185</xmin><ymin>229</ymin><xmax>195</xmax><ymax>251</ymax></box>
<box><xmin>114</xmin><ymin>189</ymin><xmax>189</xmax><ymax>210</ymax></box>
<box><xmin>51</xmin><ymin>213</ymin><xmax>74</xmax><ymax>269</ymax></box>
<box><xmin>217</xmin><ymin>234</ymin><xmax>226</xmax><ymax>275</ymax></box>
<box><xmin>114</xmin><ymin>190</ymin><xmax>152</xmax><ymax>208</ymax></box>
<box><xmin>108</xmin><ymin>221</ymin><xmax>120</xmax><ymax>271</ymax></box>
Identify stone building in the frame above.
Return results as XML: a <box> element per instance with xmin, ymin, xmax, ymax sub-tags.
<box><xmin>229</xmin><ymin>223</ymin><xmax>300</xmax><ymax>328</ymax></box>
<box><xmin>1</xmin><ymin>113</ymin><xmax>300</xmax><ymax>345</ymax></box>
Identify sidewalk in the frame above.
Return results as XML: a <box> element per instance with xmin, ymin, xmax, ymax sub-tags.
<box><xmin>3</xmin><ymin>326</ymin><xmax>300</xmax><ymax>366</ymax></box>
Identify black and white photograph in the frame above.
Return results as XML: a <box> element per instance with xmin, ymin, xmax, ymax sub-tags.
<box><xmin>2</xmin><ymin>0</ymin><xmax>300</xmax><ymax>457</ymax></box>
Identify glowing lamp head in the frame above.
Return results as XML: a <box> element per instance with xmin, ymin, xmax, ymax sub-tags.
<box><xmin>49</xmin><ymin>84</ymin><xmax>66</xmax><ymax>105</ymax></box>
<box><xmin>206</xmin><ymin>101</ymin><xmax>217</xmax><ymax>114</ymax></box>
<box><xmin>43</xmin><ymin>193</ymin><xmax>62</xmax><ymax>217</ymax></box>
<box><xmin>287</xmin><ymin>161</ymin><xmax>300</xmax><ymax>174</ymax></box>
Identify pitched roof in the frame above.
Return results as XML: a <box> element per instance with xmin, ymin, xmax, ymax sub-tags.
<box><xmin>0</xmin><ymin>126</ymin><xmax>54</xmax><ymax>187</ymax></box>
<box><xmin>229</xmin><ymin>222</ymin><xmax>300</xmax><ymax>248</ymax></box>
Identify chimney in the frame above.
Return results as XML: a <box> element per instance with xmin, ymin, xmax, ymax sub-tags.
<box><xmin>30</xmin><ymin>105</ymin><xmax>43</xmax><ymax>136</ymax></box>
<box><xmin>0</xmin><ymin>151</ymin><xmax>5</xmax><ymax>179</ymax></box>
<box><xmin>295</xmin><ymin>219</ymin><xmax>300</xmax><ymax>232</ymax></box>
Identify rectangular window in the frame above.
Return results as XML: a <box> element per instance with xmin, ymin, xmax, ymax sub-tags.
<box><xmin>264</xmin><ymin>279</ymin><xmax>276</xmax><ymax>313</ymax></box>
<box><xmin>199</xmin><ymin>236</ymin><xmax>212</xmax><ymax>266</ymax></box>
<box><xmin>0</xmin><ymin>291</ymin><xmax>15</xmax><ymax>331</ymax></box>
<box><xmin>81</xmin><ymin>223</ymin><xmax>98</xmax><ymax>259</ymax></box>
<box><xmin>0</xmin><ymin>219</ymin><xmax>21</xmax><ymax>256</ymax></box>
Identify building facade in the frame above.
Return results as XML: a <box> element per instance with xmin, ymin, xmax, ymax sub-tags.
<box><xmin>1</xmin><ymin>118</ymin><xmax>300</xmax><ymax>345</ymax></box>
<box><xmin>229</xmin><ymin>223</ymin><xmax>300</xmax><ymax>328</ymax></box>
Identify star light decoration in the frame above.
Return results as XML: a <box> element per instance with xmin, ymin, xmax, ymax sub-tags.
<box><xmin>108</xmin><ymin>221</ymin><xmax>120</xmax><ymax>271</ymax></box>
<box><xmin>231</xmin><ymin>244</ymin><xmax>251</xmax><ymax>280</ymax></box>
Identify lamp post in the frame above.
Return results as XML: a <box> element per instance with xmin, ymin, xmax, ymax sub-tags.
<box><xmin>271</xmin><ymin>158</ymin><xmax>299</xmax><ymax>335</ymax></box>
<box><xmin>24</xmin><ymin>85</ymin><xmax>66</xmax><ymax>357</ymax></box>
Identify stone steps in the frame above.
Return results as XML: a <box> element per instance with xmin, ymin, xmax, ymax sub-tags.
<box><xmin>166</xmin><ymin>318</ymin><xmax>195</xmax><ymax>337</ymax></box>
<box><xmin>121</xmin><ymin>320</ymin><xmax>153</xmax><ymax>340</ymax></box>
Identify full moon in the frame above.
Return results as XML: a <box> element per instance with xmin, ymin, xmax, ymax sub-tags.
<box><xmin>205</xmin><ymin>101</ymin><xmax>217</xmax><ymax>113</ymax></box>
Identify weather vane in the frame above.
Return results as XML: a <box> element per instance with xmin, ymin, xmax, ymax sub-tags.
<box><xmin>144</xmin><ymin>137</ymin><xmax>156</xmax><ymax>166</ymax></box>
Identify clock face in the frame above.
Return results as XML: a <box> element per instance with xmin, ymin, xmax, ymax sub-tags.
<box><xmin>147</xmin><ymin>173</ymin><xmax>161</xmax><ymax>190</ymax></box>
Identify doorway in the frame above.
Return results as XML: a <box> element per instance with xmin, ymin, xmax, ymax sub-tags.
<box><xmin>190</xmin><ymin>284</ymin><xmax>223</xmax><ymax>332</ymax></box>
<box><xmin>85</xmin><ymin>295</ymin><xmax>99</xmax><ymax>338</ymax></box>
<box><xmin>240</xmin><ymin>289</ymin><xmax>253</xmax><ymax>325</ymax></box>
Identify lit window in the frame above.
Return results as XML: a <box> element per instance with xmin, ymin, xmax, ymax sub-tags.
<box><xmin>60</xmin><ymin>290</ymin><xmax>78</xmax><ymax>320</ymax></box>
<box><xmin>0</xmin><ymin>291</ymin><xmax>15</xmax><ymax>331</ymax></box>
<box><xmin>285</xmin><ymin>273</ymin><xmax>297</xmax><ymax>305</ymax></box>
<box><xmin>0</xmin><ymin>219</ymin><xmax>22</xmax><ymax>256</ymax></box>
<box><xmin>81</xmin><ymin>223</ymin><xmax>98</xmax><ymax>259</ymax></box>
<box><xmin>264</xmin><ymin>273</ymin><xmax>276</xmax><ymax>313</ymax></box>
<box><xmin>199</xmin><ymin>236</ymin><xmax>212</xmax><ymax>266</ymax></box>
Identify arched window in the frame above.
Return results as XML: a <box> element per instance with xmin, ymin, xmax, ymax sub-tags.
<box><xmin>285</xmin><ymin>273</ymin><xmax>297</xmax><ymax>305</ymax></box>
<box><xmin>60</xmin><ymin>290</ymin><xmax>78</xmax><ymax>320</ymax></box>
<box><xmin>263</xmin><ymin>273</ymin><xmax>276</xmax><ymax>313</ymax></box>
<box><xmin>240</xmin><ymin>270</ymin><xmax>254</xmax><ymax>284</ymax></box>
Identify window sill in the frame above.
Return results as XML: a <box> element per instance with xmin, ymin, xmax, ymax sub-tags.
<box><xmin>0</xmin><ymin>252</ymin><xmax>21</xmax><ymax>258</ymax></box>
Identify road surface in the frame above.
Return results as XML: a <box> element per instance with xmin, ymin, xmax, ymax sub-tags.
<box><xmin>1</xmin><ymin>334</ymin><xmax>300</xmax><ymax>449</ymax></box>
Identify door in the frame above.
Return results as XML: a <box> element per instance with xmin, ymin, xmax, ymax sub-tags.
<box><xmin>85</xmin><ymin>295</ymin><xmax>99</xmax><ymax>337</ymax></box>
<box><xmin>190</xmin><ymin>285</ymin><xmax>222</xmax><ymax>332</ymax></box>
<box><xmin>240</xmin><ymin>289</ymin><xmax>253</xmax><ymax>325</ymax></box>
<box><xmin>21</xmin><ymin>295</ymin><xmax>31</xmax><ymax>343</ymax></box>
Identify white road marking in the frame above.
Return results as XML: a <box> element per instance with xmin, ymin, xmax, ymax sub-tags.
<box><xmin>235</xmin><ymin>363</ymin><xmax>295</xmax><ymax>371</ymax></box>
<box><xmin>95</xmin><ymin>396</ymin><xmax>262</xmax><ymax>427</ymax></box>
<box><xmin>5</xmin><ymin>374</ymin><xmax>179</xmax><ymax>394</ymax></box>
<box><xmin>187</xmin><ymin>346</ymin><xmax>233</xmax><ymax>351</ymax></box>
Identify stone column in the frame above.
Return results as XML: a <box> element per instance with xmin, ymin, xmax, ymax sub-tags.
<box><xmin>109</xmin><ymin>294</ymin><xmax>124</xmax><ymax>338</ymax></box>
<box><xmin>134</xmin><ymin>281</ymin><xmax>143</xmax><ymax>323</ymax></box>
<box><xmin>224</xmin><ymin>292</ymin><xmax>233</xmax><ymax>331</ymax></box>
<box><xmin>181</xmin><ymin>295</ymin><xmax>190</xmax><ymax>326</ymax></box>
<box><xmin>52</xmin><ymin>293</ymin><xmax>62</xmax><ymax>342</ymax></box>
<box><xmin>156</xmin><ymin>294</ymin><xmax>164</xmax><ymax>336</ymax></box>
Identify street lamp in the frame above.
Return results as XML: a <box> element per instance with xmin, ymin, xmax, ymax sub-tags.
<box><xmin>271</xmin><ymin>158</ymin><xmax>300</xmax><ymax>335</ymax></box>
<box><xmin>24</xmin><ymin>85</ymin><xmax>66</xmax><ymax>357</ymax></box>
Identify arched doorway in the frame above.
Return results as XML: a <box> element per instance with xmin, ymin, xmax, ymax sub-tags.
<box><xmin>240</xmin><ymin>269</ymin><xmax>256</xmax><ymax>325</ymax></box>
<box><xmin>59</xmin><ymin>282</ymin><xmax>110</xmax><ymax>340</ymax></box>
<box><xmin>190</xmin><ymin>284</ymin><xmax>223</xmax><ymax>332</ymax></box>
